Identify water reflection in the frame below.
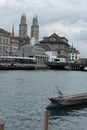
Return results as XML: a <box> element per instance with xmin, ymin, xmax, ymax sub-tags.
<box><xmin>48</xmin><ymin>104</ymin><xmax>87</xmax><ymax>117</ymax></box>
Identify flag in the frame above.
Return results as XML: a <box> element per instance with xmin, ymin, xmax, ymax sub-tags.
<box><xmin>5</xmin><ymin>47</ymin><xmax>9</xmax><ymax>54</ymax></box>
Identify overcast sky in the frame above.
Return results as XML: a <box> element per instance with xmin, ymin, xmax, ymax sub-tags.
<box><xmin>0</xmin><ymin>0</ymin><xmax>87</xmax><ymax>57</ymax></box>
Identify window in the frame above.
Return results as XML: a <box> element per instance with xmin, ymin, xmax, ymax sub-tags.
<box><xmin>0</xmin><ymin>46</ymin><xmax>1</xmax><ymax>53</ymax></box>
<box><xmin>0</xmin><ymin>37</ymin><xmax>2</xmax><ymax>43</ymax></box>
<box><xmin>72</xmin><ymin>56</ymin><xmax>74</xmax><ymax>60</ymax></box>
<box><xmin>6</xmin><ymin>39</ymin><xmax>8</xmax><ymax>44</ymax></box>
<box><xmin>75</xmin><ymin>56</ymin><xmax>77</xmax><ymax>60</ymax></box>
<box><xmin>3</xmin><ymin>46</ymin><xmax>5</xmax><ymax>53</ymax></box>
<box><xmin>58</xmin><ymin>44</ymin><xmax>60</xmax><ymax>49</ymax></box>
<box><xmin>3</xmin><ymin>38</ymin><xmax>5</xmax><ymax>43</ymax></box>
<box><xmin>58</xmin><ymin>51</ymin><xmax>60</xmax><ymax>54</ymax></box>
<box><xmin>50</xmin><ymin>38</ymin><xmax>56</xmax><ymax>42</ymax></box>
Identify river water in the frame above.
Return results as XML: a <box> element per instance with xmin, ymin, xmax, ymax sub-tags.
<box><xmin>0</xmin><ymin>70</ymin><xmax>87</xmax><ymax>130</ymax></box>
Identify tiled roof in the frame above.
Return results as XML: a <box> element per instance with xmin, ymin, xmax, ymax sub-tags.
<box><xmin>40</xmin><ymin>33</ymin><xmax>68</xmax><ymax>44</ymax></box>
<box><xmin>39</xmin><ymin>44</ymin><xmax>55</xmax><ymax>51</ymax></box>
<box><xmin>0</xmin><ymin>28</ymin><xmax>10</xmax><ymax>35</ymax></box>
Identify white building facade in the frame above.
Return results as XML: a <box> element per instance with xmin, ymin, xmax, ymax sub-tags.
<box><xmin>45</xmin><ymin>51</ymin><xmax>57</xmax><ymax>62</ymax></box>
<box><xmin>68</xmin><ymin>46</ymin><xmax>80</xmax><ymax>62</ymax></box>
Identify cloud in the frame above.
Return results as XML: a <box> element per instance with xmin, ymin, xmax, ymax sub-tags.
<box><xmin>75</xmin><ymin>30</ymin><xmax>87</xmax><ymax>42</ymax></box>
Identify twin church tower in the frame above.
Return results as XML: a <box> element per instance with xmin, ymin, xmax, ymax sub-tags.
<box><xmin>19</xmin><ymin>14</ymin><xmax>39</xmax><ymax>44</ymax></box>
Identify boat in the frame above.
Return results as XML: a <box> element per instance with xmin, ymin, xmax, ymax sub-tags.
<box><xmin>46</xmin><ymin>93</ymin><xmax>87</xmax><ymax>110</ymax></box>
<box><xmin>0</xmin><ymin>56</ymin><xmax>37</xmax><ymax>70</ymax></box>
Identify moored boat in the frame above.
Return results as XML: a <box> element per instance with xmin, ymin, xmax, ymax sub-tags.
<box><xmin>0</xmin><ymin>56</ymin><xmax>37</xmax><ymax>70</ymax></box>
<box><xmin>46</xmin><ymin>93</ymin><xmax>87</xmax><ymax>110</ymax></box>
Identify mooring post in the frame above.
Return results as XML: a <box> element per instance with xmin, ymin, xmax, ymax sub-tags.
<box><xmin>0</xmin><ymin>124</ymin><xmax>4</xmax><ymax>130</ymax></box>
<box><xmin>44</xmin><ymin>111</ymin><xmax>49</xmax><ymax>130</ymax></box>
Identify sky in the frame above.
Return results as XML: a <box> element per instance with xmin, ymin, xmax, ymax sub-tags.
<box><xmin>0</xmin><ymin>0</ymin><xmax>87</xmax><ymax>58</ymax></box>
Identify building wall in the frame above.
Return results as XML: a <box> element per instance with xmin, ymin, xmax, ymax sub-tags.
<box><xmin>68</xmin><ymin>53</ymin><xmax>80</xmax><ymax>62</ymax></box>
<box><xmin>40</xmin><ymin>33</ymin><xmax>69</xmax><ymax>60</ymax></box>
<box><xmin>45</xmin><ymin>51</ymin><xmax>57</xmax><ymax>62</ymax></box>
<box><xmin>11</xmin><ymin>39</ymin><xmax>19</xmax><ymax>55</ymax></box>
<box><xmin>13</xmin><ymin>44</ymin><xmax>48</xmax><ymax>65</ymax></box>
<box><xmin>68</xmin><ymin>47</ymin><xmax>80</xmax><ymax>62</ymax></box>
<box><xmin>0</xmin><ymin>29</ymin><xmax>10</xmax><ymax>56</ymax></box>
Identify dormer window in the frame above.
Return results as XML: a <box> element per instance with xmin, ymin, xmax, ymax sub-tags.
<box><xmin>50</xmin><ymin>37</ymin><xmax>56</xmax><ymax>42</ymax></box>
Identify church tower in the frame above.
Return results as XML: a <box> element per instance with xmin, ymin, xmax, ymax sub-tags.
<box><xmin>19</xmin><ymin>14</ymin><xmax>27</xmax><ymax>38</ymax></box>
<box><xmin>31</xmin><ymin>16</ymin><xmax>39</xmax><ymax>44</ymax></box>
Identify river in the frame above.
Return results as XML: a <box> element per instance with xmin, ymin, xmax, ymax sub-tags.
<box><xmin>0</xmin><ymin>70</ymin><xmax>87</xmax><ymax>130</ymax></box>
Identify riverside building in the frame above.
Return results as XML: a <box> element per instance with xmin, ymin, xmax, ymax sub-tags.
<box><xmin>68</xmin><ymin>46</ymin><xmax>80</xmax><ymax>62</ymax></box>
<box><xmin>13</xmin><ymin>44</ymin><xmax>48</xmax><ymax>65</ymax></box>
<box><xmin>40</xmin><ymin>33</ymin><xmax>69</xmax><ymax>62</ymax></box>
<box><xmin>0</xmin><ymin>28</ymin><xmax>10</xmax><ymax>56</ymax></box>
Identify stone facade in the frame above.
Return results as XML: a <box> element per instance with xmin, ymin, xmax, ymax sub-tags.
<box><xmin>0</xmin><ymin>28</ymin><xmax>10</xmax><ymax>56</ymax></box>
<box><xmin>14</xmin><ymin>14</ymin><xmax>39</xmax><ymax>47</ymax></box>
<box><xmin>31</xmin><ymin>16</ymin><xmax>39</xmax><ymax>44</ymax></box>
<box><xmin>40</xmin><ymin>33</ymin><xmax>69</xmax><ymax>60</ymax></box>
<box><xmin>10</xmin><ymin>38</ymin><xmax>19</xmax><ymax>54</ymax></box>
<box><xmin>19</xmin><ymin>14</ymin><xmax>27</xmax><ymax>38</ymax></box>
<box><xmin>14</xmin><ymin>14</ymin><xmax>30</xmax><ymax>46</ymax></box>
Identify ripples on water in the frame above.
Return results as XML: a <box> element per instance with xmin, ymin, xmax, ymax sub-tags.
<box><xmin>0</xmin><ymin>70</ymin><xmax>87</xmax><ymax>130</ymax></box>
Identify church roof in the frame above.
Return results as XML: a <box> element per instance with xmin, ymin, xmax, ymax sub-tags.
<box><xmin>40</xmin><ymin>32</ymin><xmax>68</xmax><ymax>45</ymax></box>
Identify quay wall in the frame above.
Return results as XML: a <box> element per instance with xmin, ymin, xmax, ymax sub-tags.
<box><xmin>47</xmin><ymin>62</ymin><xmax>86</xmax><ymax>71</ymax></box>
<box><xmin>0</xmin><ymin>64</ymin><xmax>36</xmax><ymax>70</ymax></box>
<box><xmin>0</xmin><ymin>63</ymin><xmax>86</xmax><ymax>70</ymax></box>
<box><xmin>0</xmin><ymin>64</ymin><xmax>48</xmax><ymax>70</ymax></box>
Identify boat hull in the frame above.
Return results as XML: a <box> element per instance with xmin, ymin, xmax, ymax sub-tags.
<box><xmin>47</xmin><ymin>62</ymin><xmax>66</xmax><ymax>70</ymax></box>
<box><xmin>46</xmin><ymin>93</ymin><xmax>87</xmax><ymax>110</ymax></box>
